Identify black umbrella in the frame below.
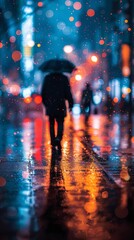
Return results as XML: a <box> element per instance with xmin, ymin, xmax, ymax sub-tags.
<box><xmin>39</xmin><ymin>58</ymin><xmax>76</xmax><ymax>73</ymax></box>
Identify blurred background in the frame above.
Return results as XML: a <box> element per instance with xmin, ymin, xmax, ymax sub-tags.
<box><xmin>0</xmin><ymin>0</ymin><xmax>134</xmax><ymax>122</ymax></box>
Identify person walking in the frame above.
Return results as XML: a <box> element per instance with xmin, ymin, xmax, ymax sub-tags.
<box><xmin>41</xmin><ymin>72</ymin><xmax>74</xmax><ymax>153</ymax></box>
<box><xmin>80</xmin><ymin>83</ymin><xmax>93</xmax><ymax>123</ymax></box>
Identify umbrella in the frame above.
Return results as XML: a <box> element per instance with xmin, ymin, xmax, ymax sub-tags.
<box><xmin>39</xmin><ymin>58</ymin><xmax>76</xmax><ymax>73</ymax></box>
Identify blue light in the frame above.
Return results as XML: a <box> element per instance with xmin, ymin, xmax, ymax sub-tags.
<box><xmin>72</xmin><ymin>104</ymin><xmax>81</xmax><ymax>116</ymax></box>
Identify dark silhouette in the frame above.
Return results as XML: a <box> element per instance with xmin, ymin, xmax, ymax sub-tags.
<box><xmin>41</xmin><ymin>72</ymin><xmax>74</xmax><ymax>153</ymax></box>
<box><xmin>104</xmin><ymin>94</ymin><xmax>114</xmax><ymax>116</ymax></box>
<box><xmin>80</xmin><ymin>83</ymin><xmax>93</xmax><ymax>123</ymax></box>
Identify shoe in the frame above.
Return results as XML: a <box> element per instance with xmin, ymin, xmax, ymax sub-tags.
<box><xmin>54</xmin><ymin>138</ymin><xmax>62</xmax><ymax>153</ymax></box>
<box><xmin>54</xmin><ymin>137</ymin><xmax>61</xmax><ymax>147</ymax></box>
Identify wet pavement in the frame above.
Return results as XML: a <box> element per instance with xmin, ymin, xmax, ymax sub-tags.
<box><xmin>0</xmin><ymin>113</ymin><xmax>134</xmax><ymax>240</ymax></box>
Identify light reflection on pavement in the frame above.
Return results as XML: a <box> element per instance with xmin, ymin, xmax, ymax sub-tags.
<box><xmin>0</xmin><ymin>113</ymin><xmax>134</xmax><ymax>239</ymax></box>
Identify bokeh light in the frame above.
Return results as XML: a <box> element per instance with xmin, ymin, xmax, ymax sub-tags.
<box><xmin>73</xmin><ymin>2</ymin><xmax>82</xmax><ymax>10</ymax></box>
<box><xmin>63</xmin><ymin>45</ymin><xmax>73</xmax><ymax>53</ymax></box>
<box><xmin>38</xmin><ymin>2</ymin><xmax>43</xmax><ymax>7</ymax></box>
<box><xmin>91</xmin><ymin>55</ymin><xmax>98</xmax><ymax>63</ymax></box>
<box><xmin>113</xmin><ymin>97</ymin><xmax>118</xmax><ymax>103</ymax></box>
<box><xmin>9</xmin><ymin>84</ymin><xmax>20</xmax><ymax>96</ymax></box>
<box><xmin>37</xmin><ymin>43</ymin><xmax>41</xmax><ymax>47</ymax></box>
<box><xmin>87</xmin><ymin>9</ymin><xmax>95</xmax><ymax>17</ymax></box>
<box><xmin>102</xmin><ymin>52</ymin><xmax>107</xmax><ymax>58</ymax></box>
<box><xmin>9</xmin><ymin>36</ymin><xmax>16</xmax><ymax>43</ymax></box>
<box><xmin>46</xmin><ymin>10</ymin><xmax>54</xmax><ymax>18</ymax></box>
<box><xmin>102</xmin><ymin>191</ymin><xmax>108</xmax><ymax>199</ymax></box>
<box><xmin>75</xmin><ymin>74</ymin><xmax>82</xmax><ymax>81</ymax></box>
<box><xmin>0</xmin><ymin>42</ymin><xmax>3</xmax><ymax>48</ymax></box>
<box><xmin>99</xmin><ymin>39</ymin><xmax>105</xmax><ymax>45</ymax></box>
<box><xmin>65</xmin><ymin>0</ymin><xmax>73</xmax><ymax>6</ymax></box>
<box><xmin>34</xmin><ymin>96</ymin><xmax>42</xmax><ymax>104</ymax></box>
<box><xmin>12</xmin><ymin>51</ymin><xmax>22</xmax><ymax>62</ymax></box>
<box><xmin>69</xmin><ymin>16</ymin><xmax>74</xmax><ymax>22</ymax></box>
<box><xmin>2</xmin><ymin>77</ymin><xmax>9</xmax><ymax>85</ymax></box>
<box><xmin>75</xmin><ymin>21</ymin><xmax>81</xmax><ymax>27</ymax></box>
<box><xmin>16</xmin><ymin>29</ymin><xmax>22</xmax><ymax>35</ymax></box>
<box><xmin>106</xmin><ymin>86</ymin><xmax>111</xmax><ymax>92</ymax></box>
<box><xmin>24</xmin><ymin>96</ymin><xmax>32</xmax><ymax>104</ymax></box>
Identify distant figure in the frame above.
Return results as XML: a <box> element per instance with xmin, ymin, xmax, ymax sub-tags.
<box><xmin>80</xmin><ymin>83</ymin><xmax>93</xmax><ymax>123</ymax></box>
<box><xmin>105</xmin><ymin>94</ymin><xmax>114</xmax><ymax>116</ymax></box>
<box><xmin>41</xmin><ymin>72</ymin><xmax>74</xmax><ymax>153</ymax></box>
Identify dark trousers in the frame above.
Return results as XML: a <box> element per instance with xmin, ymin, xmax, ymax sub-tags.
<box><xmin>49</xmin><ymin>116</ymin><xmax>64</xmax><ymax>146</ymax></box>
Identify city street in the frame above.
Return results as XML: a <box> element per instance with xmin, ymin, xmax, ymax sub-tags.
<box><xmin>0</xmin><ymin>0</ymin><xmax>134</xmax><ymax>239</ymax></box>
<box><xmin>0</xmin><ymin>113</ymin><xmax>134</xmax><ymax>240</ymax></box>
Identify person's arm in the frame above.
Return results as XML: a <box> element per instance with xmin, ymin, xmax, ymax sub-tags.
<box><xmin>65</xmin><ymin>77</ymin><xmax>74</xmax><ymax>111</ymax></box>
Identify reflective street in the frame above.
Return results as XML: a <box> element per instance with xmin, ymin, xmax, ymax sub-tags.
<box><xmin>0</xmin><ymin>113</ymin><xmax>134</xmax><ymax>240</ymax></box>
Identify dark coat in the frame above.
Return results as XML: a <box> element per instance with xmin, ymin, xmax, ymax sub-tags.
<box><xmin>81</xmin><ymin>86</ymin><xmax>93</xmax><ymax>108</ymax></box>
<box><xmin>41</xmin><ymin>73</ymin><xmax>74</xmax><ymax>117</ymax></box>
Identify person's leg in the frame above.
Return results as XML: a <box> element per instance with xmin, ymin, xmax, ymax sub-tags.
<box><xmin>56</xmin><ymin>117</ymin><xmax>64</xmax><ymax>142</ymax></box>
<box><xmin>49</xmin><ymin>116</ymin><xmax>55</xmax><ymax>146</ymax></box>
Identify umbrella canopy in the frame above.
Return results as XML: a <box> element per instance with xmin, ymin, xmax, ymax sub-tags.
<box><xmin>39</xmin><ymin>58</ymin><xmax>76</xmax><ymax>73</ymax></box>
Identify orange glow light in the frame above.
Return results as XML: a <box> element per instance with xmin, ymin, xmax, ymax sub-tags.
<box><xmin>12</xmin><ymin>51</ymin><xmax>22</xmax><ymax>62</ymax></box>
<box><xmin>131</xmin><ymin>136</ymin><xmax>134</xmax><ymax>143</ymax></box>
<box><xmin>24</xmin><ymin>97</ymin><xmax>32</xmax><ymax>104</ymax></box>
<box><xmin>122</xmin><ymin>94</ymin><xmax>126</xmax><ymax>98</ymax></box>
<box><xmin>2</xmin><ymin>78</ymin><xmax>9</xmax><ymax>85</ymax></box>
<box><xmin>106</xmin><ymin>86</ymin><xmax>111</xmax><ymax>92</ymax></box>
<box><xmin>34</xmin><ymin>96</ymin><xmax>42</xmax><ymax>104</ymax></box>
<box><xmin>87</xmin><ymin>9</ymin><xmax>95</xmax><ymax>17</ymax></box>
<box><xmin>69</xmin><ymin>16</ymin><xmax>74</xmax><ymax>22</ymax></box>
<box><xmin>0</xmin><ymin>42</ymin><xmax>3</xmax><ymax>48</ymax></box>
<box><xmin>99</xmin><ymin>39</ymin><xmax>105</xmax><ymax>45</ymax></box>
<box><xmin>113</xmin><ymin>97</ymin><xmax>118</xmax><ymax>103</ymax></box>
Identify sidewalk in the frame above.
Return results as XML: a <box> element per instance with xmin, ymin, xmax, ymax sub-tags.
<box><xmin>0</xmin><ymin>114</ymin><xmax>134</xmax><ymax>239</ymax></box>
<box><xmin>73</xmin><ymin>113</ymin><xmax>134</xmax><ymax>186</ymax></box>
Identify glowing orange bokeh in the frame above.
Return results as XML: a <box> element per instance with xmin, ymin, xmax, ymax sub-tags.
<box><xmin>99</xmin><ymin>39</ymin><xmax>105</xmax><ymax>45</ymax></box>
<box><xmin>106</xmin><ymin>86</ymin><xmax>111</xmax><ymax>92</ymax></box>
<box><xmin>24</xmin><ymin>97</ymin><xmax>32</xmax><ymax>104</ymax></box>
<box><xmin>0</xmin><ymin>42</ymin><xmax>3</xmax><ymax>48</ymax></box>
<box><xmin>34</xmin><ymin>96</ymin><xmax>42</xmax><ymax>104</ymax></box>
<box><xmin>12</xmin><ymin>51</ymin><xmax>22</xmax><ymax>61</ymax></box>
<box><xmin>113</xmin><ymin>97</ymin><xmax>118</xmax><ymax>103</ymax></box>
<box><xmin>87</xmin><ymin>9</ymin><xmax>95</xmax><ymax>17</ymax></box>
<box><xmin>2</xmin><ymin>78</ymin><xmax>9</xmax><ymax>85</ymax></box>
